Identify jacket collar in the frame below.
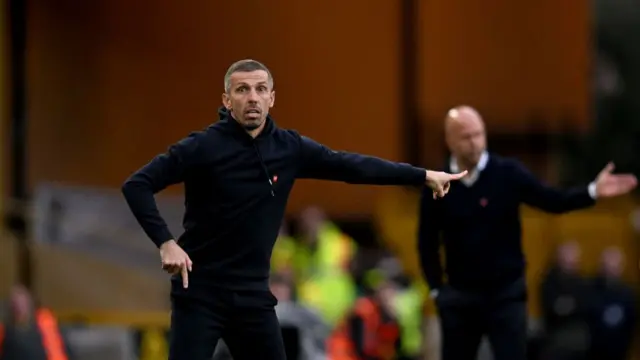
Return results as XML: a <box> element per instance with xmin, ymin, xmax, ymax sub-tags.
<box><xmin>216</xmin><ymin>106</ymin><xmax>276</xmax><ymax>140</ymax></box>
<box><xmin>449</xmin><ymin>151</ymin><xmax>489</xmax><ymax>187</ymax></box>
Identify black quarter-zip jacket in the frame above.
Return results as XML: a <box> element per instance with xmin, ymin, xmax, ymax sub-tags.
<box><xmin>122</xmin><ymin>108</ymin><xmax>426</xmax><ymax>296</ymax></box>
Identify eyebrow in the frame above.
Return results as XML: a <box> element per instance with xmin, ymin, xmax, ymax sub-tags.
<box><xmin>236</xmin><ymin>81</ymin><xmax>268</xmax><ymax>88</ymax></box>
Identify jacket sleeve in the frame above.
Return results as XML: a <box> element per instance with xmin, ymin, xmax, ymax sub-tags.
<box><xmin>297</xmin><ymin>135</ymin><xmax>426</xmax><ymax>186</ymax></box>
<box><xmin>512</xmin><ymin>159</ymin><xmax>595</xmax><ymax>214</ymax></box>
<box><xmin>121</xmin><ymin>133</ymin><xmax>202</xmax><ymax>247</ymax></box>
<box><xmin>417</xmin><ymin>187</ymin><xmax>445</xmax><ymax>291</ymax></box>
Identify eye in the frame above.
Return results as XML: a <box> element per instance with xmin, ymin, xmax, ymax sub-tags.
<box><xmin>257</xmin><ymin>86</ymin><xmax>267</xmax><ymax>92</ymax></box>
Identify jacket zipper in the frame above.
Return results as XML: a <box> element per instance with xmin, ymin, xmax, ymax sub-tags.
<box><xmin>252</xmin><ymin>141</ymin><xmax>275</xmax><ymax>197</ymax></box>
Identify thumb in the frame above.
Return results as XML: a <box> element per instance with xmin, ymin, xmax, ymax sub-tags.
<box><xmin>449</xmin><ymin>170</ymin><xmax>468</xmax><ymax>180</ymax></box>
<box><xmin>599</xmin><ymin>162</ymin><xmax>615</xmax><ymax>176</ymax></box>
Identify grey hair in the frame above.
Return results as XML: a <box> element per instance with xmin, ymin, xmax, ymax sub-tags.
<box><xmin>224</xmin><ymin>59</ymin><xmax>274</xmax><ymax>93</ymax></box>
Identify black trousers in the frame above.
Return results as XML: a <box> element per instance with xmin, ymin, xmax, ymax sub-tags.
<box><xmin>169</xmin><ymin>288</ymin><xmax>286</xmax><ymax>360</ymax></box>
<box><xmin>436</xmin><ymin>286</ymin><xmax>527</xmax><ymax>360</ymax></box>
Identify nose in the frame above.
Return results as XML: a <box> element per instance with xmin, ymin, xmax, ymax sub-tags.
<box><xmin>247</xmin><ymin>88</ymin><xmax>260</xmax><ymax>101</ymax></box>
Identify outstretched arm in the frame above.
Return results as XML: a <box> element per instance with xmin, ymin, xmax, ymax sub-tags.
<box><xmin>297</xmin><ymin>136</ymin><xmax>466</xmax><ymax>197</ymax></box>
<box><xmin>297</xmin><ymin>135</ymin><xmax>427</xmax><ymax>186</ymax></box>
<box><xmin>514</xmin><ymin>160</ymin><xmax>596</xmax><ymax>214</ymax></box>
<box><xmin>516</xmin><ymin>161</ymin><xmax>637</xmax><ymax>214</ymax></box>
<box><xmin>122</xmin><ymin>134</ymin><xmax>201</xmax><ymax>247</ymax></box>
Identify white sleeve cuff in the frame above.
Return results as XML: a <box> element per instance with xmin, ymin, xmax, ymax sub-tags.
<box><xmin>429</xmin><ymin>289</ymin><xmax>439</xmax><ymax>299</ymax></box>
<box><xmin>588</xmin><ymin>182</ymin><xmax>597</xmax><ymax>199</ymax></box>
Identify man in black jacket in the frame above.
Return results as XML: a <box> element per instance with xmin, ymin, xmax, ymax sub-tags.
<box><xmin>417</xmin><ymin>106</ymin><xmax>637</xmax><ymax>360</ymax></box>
<box><xmin>122</xmin><ymin>59</ymin><xmax>466</xmax><ymax>360</ymax></box>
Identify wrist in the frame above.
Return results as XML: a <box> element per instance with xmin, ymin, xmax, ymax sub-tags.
<box><xmin>425</xmin><ymin>170</ymin><xmax>435</xmax><ymax>182</ymax></box>
<box><xmin>159</xmin><ymin>239</ymin><xmax>177</xmax><ymax>251</ymax></box>
<box><xmin>429</xmin><ymin>289</ymin><xmax>439</xmax><ymax>299</ymax></box>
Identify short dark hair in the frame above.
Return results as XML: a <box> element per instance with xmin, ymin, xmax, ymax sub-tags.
<box><xmin>224</xmin><ymin>59</ymin><xmax>274</xmax><ymax>93</ymax></box>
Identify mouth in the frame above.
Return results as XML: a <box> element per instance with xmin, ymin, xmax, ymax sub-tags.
<box><xmin>244</xmin><ymin>108</ymin><xmax>261</xmax><ymax>120</ymax></box>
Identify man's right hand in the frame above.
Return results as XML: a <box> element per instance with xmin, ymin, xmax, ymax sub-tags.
<box><xmin>160</xmin><ymin>240</ymin><xmax>193</xmax><ymax>289</ymax></box>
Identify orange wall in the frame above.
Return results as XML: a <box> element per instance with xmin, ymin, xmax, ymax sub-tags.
<box><xmin>26</xmin><ymin>0</ymin><xmax>592</xmax><ymax>216</ymax></box>
<box><xmin>26</xmin><ymin>0</ymin><xmax>403</xmax><ymax>216</ymax></box>
<box><xmin>417</xmin><ymin>0</ymin><xmax>591</xmax><ymax>133</ymax></box>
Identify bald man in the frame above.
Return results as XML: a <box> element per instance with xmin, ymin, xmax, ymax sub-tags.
<box><xmin>417</xmin><ymin>106</ymin><xmax>637</xmax><ymax>360</ymax></box>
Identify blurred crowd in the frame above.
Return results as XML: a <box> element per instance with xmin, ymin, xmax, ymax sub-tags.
<box><xmin>0</xmin><ymin>205</ymin><xmax>428</xmax><ymax>360</ymax></box>
<box><xmin>530</xmin><ymin>242</ymin><xmax>636</xmax><ymax>360</ymax></box>
<box><xmin>0</xmin><ymin>206</ymin><xmax>637</xmax><ymax>360</ymax></box>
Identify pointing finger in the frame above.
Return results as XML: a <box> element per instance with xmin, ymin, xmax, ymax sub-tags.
<box><xmin>181</xmin><ymin>266</ymin><xmax>189</xmax><ymax>289</ymax></box>
<box><xmin>449</xmin><ymin>170</ymin><xmax>468</xmax><ymax>180</ymax></box>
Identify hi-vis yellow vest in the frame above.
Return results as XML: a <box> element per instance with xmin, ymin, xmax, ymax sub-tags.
<box><xmin>394</xmin><ymin>284</ymin><xmax>426</xmax><ymax>356</ymax></box>
<box><xmin>315</xmin><ymin>223</ymin><xmax>356</xmax><ymax>273</ymax></box>
<box><xmin>298</xmin><ymin>222</ymin><xmax>357</xmax><ymax>327</ymax></box>
<box><xmin>271</xmin><ymin>235</ymin><xmax>297</xmax><ymax>274</ymax></box>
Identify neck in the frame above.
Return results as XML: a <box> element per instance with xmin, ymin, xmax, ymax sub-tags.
<box><xmin>229</xmin><ymin>111</ymin><xmax>266</xmax><ymax>138</ymax></box>
<box><xmin>457</xmin><ymin>159</ymin><xmax>477</xmax><ymax>172</ymax></box>
<box><xmin>247</xmin><ymin>122</ymin><xmax>265</xmax><ymax>138</ymax></box>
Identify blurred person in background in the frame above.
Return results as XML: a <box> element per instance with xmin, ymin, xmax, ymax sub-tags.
<box><xmin>392</xmin><ymin>278</ymin><xmax>425</xmax><ymax>360</ymax></box>
<box><xmin>327</xmin><ymin>270</ymin><xmax>402</xmax><ymax>360</ymax></box>
<box><xmin>587</xmin><ymin>247</ymin><xmax>636</xmax><ymax>360</ymax></box>
<box><xmin>366</xmin><ymin>258</ymin><xmax>425</xmax><ymax>360</ymax></box>
<box><xmin>418</xmin><ymin>106</ymin><xmax>637</xmax><ymax>360</ymax></box>
<box><xmin>539</xmin><ymin>242</ymin><xmax>593</xmax><ymax>360</ymax></box>
<box><xmin>270</xmin><ymin>221</ymin><xmax>297</xmax><ymax>283</ymax></box>
<box><xmin>0</xmin><ymin>284</ymin><xmax>73</xmax><ymax>360</ymax></box>
<box><xmin>296</xmin><ymin>206</ymin><xmax>358</xmax><ymax>328</ymax></box>
<box><xmin>213</xmin><ymin>275</ymin><xmax>329</xmax><ymax>360</ymax></box>
<box><xmin>271</xmin><ymin>274</ymin><xmax>329</xmax><ymax>360</ymax></box>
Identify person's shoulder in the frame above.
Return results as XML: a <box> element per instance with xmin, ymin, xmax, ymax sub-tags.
<box><xmin>275</xmin><ymin>128</ymin><xmax>303</xmax><ymax>141</ymax></box>
<box><xmin>167</xmin><ymin>126</ymin><xmax>223</xmax><ymax>160</ymax></box>
<box><xmin>487</xmin><ymin>153</ymin><xmax>526</xmax><ymax>172</ymax></box>
<box><xmin>274</xmin><ymin>128</ymin><xmax>311</xmax><ymax>150</ymax></box>
<box><xmin>202</xmin><ymin>122</ymin><xmax>229</xmax><ymax>138</ymax></box>
<box><xmin>180</xmin><ymin>126</ymin><xmax>218</xmax><ymax>147</ymax></box>
<box><xmin>487</xmin><ymin>153</ymin><xmax>514</xmax><ymax>166</ymax></box>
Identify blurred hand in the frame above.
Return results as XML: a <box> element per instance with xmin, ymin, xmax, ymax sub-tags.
<box><xmin>594</xmin><ymin>162</ymin><xmax>637</xmax><ymax>198</ymax></box>
<box><xmin>160</xmin><ymin>240</ymin><xmax>192</xmax><ymax>288</ymax></box>
<box><xmin>426</xmin><ymin>170</ymin><xmax>468</xmax><ymax>199</ymax></box>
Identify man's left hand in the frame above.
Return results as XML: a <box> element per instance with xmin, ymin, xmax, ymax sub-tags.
<box><xmin>594</xmin><ymin>162</ymin><xmax>638</xmax><ymax>198</ymax></box>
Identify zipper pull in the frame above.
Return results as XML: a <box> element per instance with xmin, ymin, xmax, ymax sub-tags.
<box><xmin>269</xmin><ymin>179</ymin><xmax>275</xmax><ymax>197</ymax></box>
